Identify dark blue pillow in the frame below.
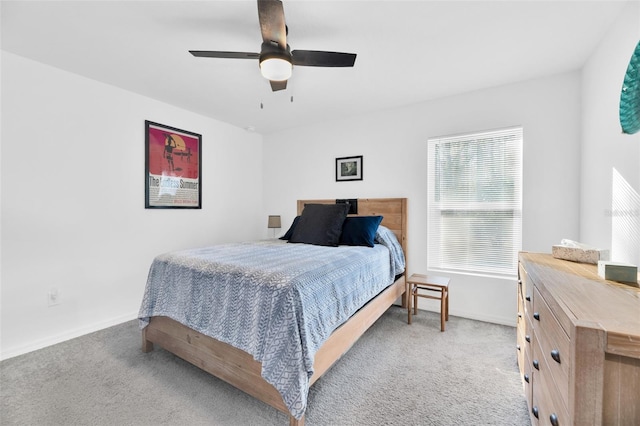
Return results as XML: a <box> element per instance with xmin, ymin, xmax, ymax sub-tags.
<box><xmin>279</xmin><ymin>216</ymin><xmax>301</xmax><ymax>240</ymax></box>
<box><xmin>339</xmin><ymin>216</ymin><xmax>384</xmax><ymax>247</ymax></box>
<box><xmin>289</xmin><ymin>203</ymin><xmax>350</xmax><ymax>247</ymax></box>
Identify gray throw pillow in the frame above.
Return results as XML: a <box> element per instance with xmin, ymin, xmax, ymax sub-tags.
<box><xmin>289</xmin><ymin>203</ymin><xmax>350</xmax><ymax>247</ymax></box>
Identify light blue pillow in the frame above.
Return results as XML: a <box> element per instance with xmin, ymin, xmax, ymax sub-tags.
<box><xmin>375</xmin><ymin>225</ymin><xmax>406</xmax><ymax>275</ymax></box>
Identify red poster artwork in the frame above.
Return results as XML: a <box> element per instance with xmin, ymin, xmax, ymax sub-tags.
<box><xmin>145</xmin><ymin>121</ymin><xmax>202</xmax><ymax>208</ymax></box>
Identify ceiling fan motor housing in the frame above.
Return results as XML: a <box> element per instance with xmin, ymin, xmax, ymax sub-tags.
<box><xmin>259</xmin><ymin>42</ymin><xmax>293</xmax><ymax>81</ymax></box>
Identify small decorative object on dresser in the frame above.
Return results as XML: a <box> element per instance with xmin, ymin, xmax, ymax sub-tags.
<box><xmin>517</xmin><ymin>252</ymin><xmax>640</xmax><ymax>426</ymax></box>
<box><xmin>597</xmin><ymin>260</ymin><xmax>638</xmax><ymax>285</ymax></box>
<box><xmin>551</xmin><ymin>239</ymin><xmax>609</xmax><ymax>264</ymax></box>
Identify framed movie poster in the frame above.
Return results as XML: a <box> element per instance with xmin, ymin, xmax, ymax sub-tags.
<box><xmin>145</xmin><ymin>120</ymin><xmax>202</xmax><ymax>209</ymax></box>
<box><xmin>336</xmin><ymin>155</ymin><xmax>363</xmax><ymax>181</ymax></box>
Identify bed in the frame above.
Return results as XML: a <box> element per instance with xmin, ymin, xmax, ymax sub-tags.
<box><xmin>139</xmin><ymin>198</ymin><xmax>408</xmax><ymax>425</ymax></box>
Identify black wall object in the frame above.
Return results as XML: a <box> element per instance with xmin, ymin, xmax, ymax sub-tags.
<box><xmin>336</xmin><ymin>199</ymin><xmax>358</xmax><ymax>214</ymax></box>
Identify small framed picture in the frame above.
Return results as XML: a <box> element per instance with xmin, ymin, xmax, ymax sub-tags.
<box><xmin>145</xmin><ymin>120</ymin><xmax>202</xmax><ymax>209</ymax></box>
<box><xmin>336</xmin><ymin>156</ymin><xmax>363</xmax><ymax>182</ymax></box>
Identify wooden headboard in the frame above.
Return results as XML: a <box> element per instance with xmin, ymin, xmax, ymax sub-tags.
<box><xmin>297</xmin><ymin>198</ymin><xmax>407</xmax><ymax>258</ymax></box>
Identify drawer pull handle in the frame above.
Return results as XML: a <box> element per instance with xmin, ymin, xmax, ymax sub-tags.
<box><xmin>518</xmin><ymin>279</ymin><xmax>522</xmax><ymax>284</ymax></box>
<box><xmin>524</xmin><ymin>373</ymin><xmax>529</xmax><ymax>383</ymax></box>
<box><xmin>533</xmin><ymin>312</ymin><xmax>540</xmax><ymax>321</ymax></box>
<box><xmin>525</xmin><ymin>335</ymin><xmax>531</xmax><ymax>343</ymax></box>
<box><xmin>532</xmin><ymin>406</ymin><xmax>539</xmax><ymax>419</ymax></box>
<box><xmin>518</xmin><ymin>312</ymin><xmax>522</xmax><ymax>318</ymax></box>
<box><xmin>525</xmin><ymin>295</ymin><xmax>531</xmax><ymax>302</ymax></box>
<box><xmin>533</xmin><ymin>359</ymin><xmax>540</xmax><ymax>370</ymax></box>
<box><xmin>550</xmin><ymin>413</ymin><xmax>559</xmax><ymax>426</ymax></box>
<box><xmin>551</xmin><ymin>349</ymin><xmax>561</xmax><ymax>364</ymax></box>
<box><xmin>516</xmin><ymin>344</ymin><xmax>521</xmax><ymax>351</ymax></box>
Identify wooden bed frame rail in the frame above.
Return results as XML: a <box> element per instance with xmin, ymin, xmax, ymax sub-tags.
<box><xmin>142</xmin><ymin>198</ymin><xmax>408</xmax><ymax>425</ymax></box>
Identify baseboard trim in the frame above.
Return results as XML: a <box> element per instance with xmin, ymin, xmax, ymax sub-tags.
<box><xmin>414</xmin><ymin>305</ymin><xmax>516</xmax><ymax>327</ymax></box>
<box><xmin>0</xmin><ymin>312</ymin><xmax>138</xmax><ymax>361</ymax></box>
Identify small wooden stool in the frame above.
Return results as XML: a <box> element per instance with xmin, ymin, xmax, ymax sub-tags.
<box><xmin>407</xmin><ymin>273</ymin><xmax>450</xmax><ymax>331</ymax></box>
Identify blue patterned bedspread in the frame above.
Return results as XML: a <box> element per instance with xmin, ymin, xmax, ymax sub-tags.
<box><xmin>138</xmin><ymin>227</ymin><xmax>405</xmax><ymax>419</ymax></box>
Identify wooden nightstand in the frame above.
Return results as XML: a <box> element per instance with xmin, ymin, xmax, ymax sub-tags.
<box><xmin>407</xmin><ymin>273</ymin><xmax>450</xmax><ymax>331</ymax></box>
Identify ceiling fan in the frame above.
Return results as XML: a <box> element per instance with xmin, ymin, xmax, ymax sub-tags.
<box><xmin>189</xmin><ymin>0</ymin><xmax>357</xmax><ymax>92</ymax></box>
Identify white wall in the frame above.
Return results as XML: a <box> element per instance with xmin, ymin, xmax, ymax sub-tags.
<box><xmin>3</xmin><ymin>2</ymin><xmax>637</xmax><ymax>358</ymax></box>
<box><xmin>581</xmin><ymin>1</ymin><xmax>640</xmax><ymax>265</ymax></box>
<box><xmin>0</xmin><ymin>52</ymin><xmax>264</xmax><ymax>359</ymax></box>
<box><xmin>263</xmin><ymin>71</ymin><xmax>582</xmax><ymax>326</ymax></box>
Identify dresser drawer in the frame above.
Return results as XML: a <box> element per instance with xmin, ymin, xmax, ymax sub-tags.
<box><xmin>516</xmin><ymin>319</ymin><xmax>533</xmax><ymax>377</ymax></box>
<box><xmin>523</xmin><ymin>339</ymin><xmax>533</xmax><ymax>411</ymax></box>
<box><xmin>532</xmin><ymin>338</ymin><xmax>570</xmax><ymax>425</ymax></box>
<box><xmin>517</xmin><ymin>290</ymin><xmax>526</xmax><ymax>367</ymax></box>
<box><xmin>516</xmin><ymin>321</ymin><xmax>525</xmax><ymax>374</ymax></box>
<box><xmin>532</xmin><ymin>286</ymin><xmax>570</xmax><ymax>410</ymax></box>
<box><xmin>519</xmin><ymin>263</ymin><xmax>533</xmax><ymax>317</ymax></box>
<box><xmin>518</xmin><ymin>284</ymin><xmax>525</xmax><ymax>324</ymax></box>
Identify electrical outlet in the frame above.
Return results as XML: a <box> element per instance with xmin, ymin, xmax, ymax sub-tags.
<box><xmin>47</xmin><ymin>288</ymin><xmax>60</xmax><ymax>307</ymax></box>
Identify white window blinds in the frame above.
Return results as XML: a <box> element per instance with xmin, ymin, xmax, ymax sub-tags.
<box><xmin>427</xmin><ymin>127</ymin><xmax>523</xmax><ymax>276</ymax></box>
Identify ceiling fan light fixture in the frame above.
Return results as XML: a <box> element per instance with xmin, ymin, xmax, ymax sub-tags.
<box><xmin>260</xmin><ymin>56</ymin><xmax>292</xmax><ymax>81</ymax></box>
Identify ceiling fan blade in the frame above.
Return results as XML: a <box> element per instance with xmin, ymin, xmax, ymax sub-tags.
<box><xmin>269</xmin><ymin>80</ymin><xmax>287</xmax><ymax>91</ymax></box>
<box><xmin>190</xmin><ymin>51</ymin><xmax>260</xmax><ymax>59</ymax></box>
<box><xmin>258</xmin><ymin>0</ymin><xmax>287</xmax><ymax>49</ymax></box>
<box><xmin>291</xmin><ymin>50</ymin><xmax>357</xmax><ymax>67</ymax></box>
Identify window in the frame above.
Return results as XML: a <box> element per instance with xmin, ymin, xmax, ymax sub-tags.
<box><xmin>427</xmin><ymin>127</ymin><xmax>523</xmax><ymax>277</ymax></box>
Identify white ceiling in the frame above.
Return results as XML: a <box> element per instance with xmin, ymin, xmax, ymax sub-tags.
<box><xmin>1</xmin><ymin>0</ymin><xmax>631</xmax><ymax>134</ymax></box>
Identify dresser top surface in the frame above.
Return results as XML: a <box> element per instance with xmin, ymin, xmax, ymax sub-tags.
<box><xmin>519</xmin><ymin>252</ymin><xmax>640</xmax><ymax>340</ymax></box>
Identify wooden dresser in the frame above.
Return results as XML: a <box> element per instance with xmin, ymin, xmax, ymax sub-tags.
<box><xmin>517</xmin><ymin>252</ymin><xmax>640</xmax><ymax>426</ymax></box>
